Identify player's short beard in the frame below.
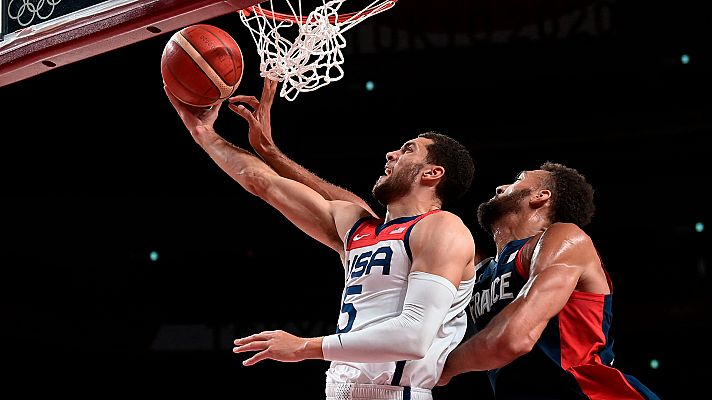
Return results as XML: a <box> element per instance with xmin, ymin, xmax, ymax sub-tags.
<box><xmin>372</xmin><ymin>163</ymin><xmax>423</xmax><ymax>206</ymax></box>
<box><xmin>477</xmin><ymin>188</ymin><xmax>532</xmax><ymax>235</ymax></box>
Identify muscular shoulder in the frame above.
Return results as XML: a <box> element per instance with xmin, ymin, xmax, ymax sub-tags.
<box><xmin>415</xmin><ymin>210</ymin><xmax>471</xmax><ymax>236</ymax></box>
<box><xmin>539</xmin><ymin>223</ymin><xmax>593</xmax><ymax>250</ymax></box>
<box><xmin>528</xmin><ymin>222</ymin><xmax>597</xmax><ymax>274</ymax></box>
<box><xmin>409</xmin><ymin>211</ymin><xmax>473</xmax><ymax>250</ymax></box>
<box><xmin>409</xmin><ymin>211</ymin><xmax>475</xmax><ymax>278</ymax></box>
<box><xmin>533</xmin><ymin>223</ymin><xmax>609</xmax><ymax>293</ymax></box>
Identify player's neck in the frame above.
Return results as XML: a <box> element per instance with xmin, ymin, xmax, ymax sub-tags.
<box><xmin>492</xmin><ymin>214</ymin><xmax>547</xmax><ymax>254</ymax></box>
<box><xmin>384</xmin><ymin>195</ymin><xmax>441</xmax><ymax>222</ymax></box>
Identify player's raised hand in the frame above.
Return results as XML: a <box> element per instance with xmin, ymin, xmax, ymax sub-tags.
<box><xmin>228</xmin><ymin>77</ymin><xmax>278</xmax><ymax>154</ymax></box>
<box><xmin>233</xmin><ymin>329</ymin><xmax>323</xmax><ymax>366</ymax></box>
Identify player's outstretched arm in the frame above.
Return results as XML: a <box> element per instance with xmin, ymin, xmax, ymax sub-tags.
<box><xmin>437</xmin><ymin>223</ymin><xmax>592</xmax><ymax>385</ymax></box>
<box><xmin>228</xmin><ymin>78</ymin><xmax>377</xmax><ymax>217</ymax></box>
<box><xmin>165</xmin><ymin>86</ymin><xmax>369</xmax><ymax>254</ymax></box>
<box><xmin>233</xmin><ymin>212</ymin><xmax>476</xmax><ymax>365</ymax></box>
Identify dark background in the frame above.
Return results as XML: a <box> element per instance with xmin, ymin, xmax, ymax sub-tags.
<box><xmin>1</xmin><ymin>0</ymin><xmax>709</xmax><ymax>398</ymax></box>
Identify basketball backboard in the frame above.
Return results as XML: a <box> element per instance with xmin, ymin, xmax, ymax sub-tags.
<box><xmin>0</xmin><ymin>0</ymin><xmax>262</xmax><ymax>87</ymax></box>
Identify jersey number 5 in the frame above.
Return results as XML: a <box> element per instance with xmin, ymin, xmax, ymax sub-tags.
<box><xmin>336</xmin><ymin>285</ymin><xmax>362</xmax><ymax>333</ymax></box>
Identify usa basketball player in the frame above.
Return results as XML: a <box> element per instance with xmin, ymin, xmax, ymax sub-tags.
<box><xmin>165</xmin><ymin>78</ymin><xmax>478</xmax><ymax>400</ymax></box>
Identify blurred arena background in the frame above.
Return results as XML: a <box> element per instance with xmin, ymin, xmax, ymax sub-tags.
<box><xmin>1</xmin><ymin>0</ymin><xmax>709</xmax><ymax>398</ymax></box>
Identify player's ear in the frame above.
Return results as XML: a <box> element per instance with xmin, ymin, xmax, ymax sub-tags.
<box><xmin>422</xmin><ymin>166</ymin><xmax>445</xmax><ymax>182</ymax></box>
<box><xmin>530</xmin><ymin>189</ymin><xmax>551</xmax><ymax>208</ymax></box>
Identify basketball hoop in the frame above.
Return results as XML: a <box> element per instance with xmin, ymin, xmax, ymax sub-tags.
<box><xmin>239</xmin><ymin>0</ymin><xmax>398</xmax><ymax>101</ymax></box>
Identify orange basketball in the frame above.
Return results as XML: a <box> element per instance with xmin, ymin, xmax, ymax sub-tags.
<box><xmin>161</xmin><ymin>24</ymin><xmax>244</xmax><ymax>108</ymax></box>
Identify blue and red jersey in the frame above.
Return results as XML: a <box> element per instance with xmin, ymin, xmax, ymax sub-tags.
<box><xmin>470</xmin><ymin>237</ymin><xmax>660</xmax><ymax>400</ymax></box>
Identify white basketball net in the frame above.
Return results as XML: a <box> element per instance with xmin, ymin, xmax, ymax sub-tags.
<box><xmin>239</xmin><ymin>0</ymin><xmax>397</xmax><ymax>101</ymax></box>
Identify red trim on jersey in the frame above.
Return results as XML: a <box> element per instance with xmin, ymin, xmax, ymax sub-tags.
<box><xmin>346</xmin><ymin>210</ymin><xmax>441</xmax><ymax>250</ymax></box>
<box><xmin>346</xmin><ymin>220</ymin><xmax>382</xmax><ymax>249</ymax></box>
<box><xmin>514</xmin><ymin>239</ymin><xmax>532</xmax><ymax>279</ymax></box>
<box><xmin>559</xmin><ymin>294</ymin><xmax>645</xmax><ymax>399</ymax></box>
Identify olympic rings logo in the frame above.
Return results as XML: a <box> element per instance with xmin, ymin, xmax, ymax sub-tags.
<box><xmin>8</xmin><ymin>0</ymin><xmax>63</xmax><ymax>27</ymax></box>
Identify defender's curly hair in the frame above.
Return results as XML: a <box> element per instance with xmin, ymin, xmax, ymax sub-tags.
<box><xmin>540</xmin><ymin>161</ymin><xmax>595</xmax><ymax>227</ymax></box>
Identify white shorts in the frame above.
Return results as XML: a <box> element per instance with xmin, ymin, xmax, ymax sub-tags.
<box><xmin>325</xmin><ymin>383</ymin><xmax>432</xmax><ymax>400</ymax></box>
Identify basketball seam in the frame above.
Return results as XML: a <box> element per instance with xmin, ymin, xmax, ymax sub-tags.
<box><xmin>173</xmin><ymin>31</ymin><xmax>234</xmax><ymax>99</ymax></box>
<box><xmin>197</xmin><ymin>26</ymin><xmax>243</xmax><ymax>90</ymax></box>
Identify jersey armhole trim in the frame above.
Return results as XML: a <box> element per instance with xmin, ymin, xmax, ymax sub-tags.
<box><xmin>344</xmin><ymin>216</ymin><xmax>373</xmax><ymax>248</ymax></box>
<box><xmin>403</xmin><ymin>209</ymin><xmax>442</xmax><ymax>262</ymax></box>
<box><xmin>515</xmin><ymin>238</ymin><xmax>534</xmax><ymax>279</ymax></box>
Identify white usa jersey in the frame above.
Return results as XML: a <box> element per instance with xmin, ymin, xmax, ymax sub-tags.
<box><xmin>325</xmin><ymin>210</ymin><xmax>476</xmax><ymax>390</ymax></box>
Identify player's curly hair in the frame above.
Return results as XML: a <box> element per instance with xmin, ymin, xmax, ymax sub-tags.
<box><xmin>418</xmin><ymin>131</ymin><xmax>475</xmax><ymax>206</ymax></box>
<box><xmin>540</xmin><ymin>161</ymin><xmax>595</xmax><ymax>227</ymax></box>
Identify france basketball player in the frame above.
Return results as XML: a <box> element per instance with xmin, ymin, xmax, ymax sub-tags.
<box><xmin>439</xmin><ymin>163</ymin><xmax>661</xmax><ymax>400</ymax></box>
